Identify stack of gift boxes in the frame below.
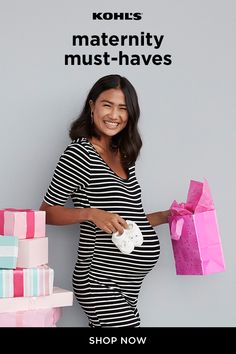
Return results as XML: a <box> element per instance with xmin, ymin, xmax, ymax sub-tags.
<box><xmin>0</xmin><ymin>208</ymin><xmax>73</xmax><ymax>327</ymax></box>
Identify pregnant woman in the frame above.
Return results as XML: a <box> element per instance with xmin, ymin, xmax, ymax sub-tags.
<box><xmin>40</xmin><ymin>74</ymin><xmax>170</xmax><ymax>327</ymax></box>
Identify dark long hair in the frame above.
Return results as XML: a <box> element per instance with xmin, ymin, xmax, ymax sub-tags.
<box><xmin>69</xmin><ymin>74</ymin><xmax>142</xmax><ymax>167</ymax></box>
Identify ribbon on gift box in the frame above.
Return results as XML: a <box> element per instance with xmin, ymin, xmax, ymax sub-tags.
<box><xmin>5</xmin><ymin>209</ymin><xmax>35</xmax><ymax>239</ymax></box>
<box><xmin>13</xmin><ymin>268</ymin><xmax>24</xmax><ymax>297</ymax></box>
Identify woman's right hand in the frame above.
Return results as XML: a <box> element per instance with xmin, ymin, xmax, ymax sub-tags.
<box><xmin>88</xmin><ymin>208</ymin><xmax>128</xmax><ymax>235</ymax></box>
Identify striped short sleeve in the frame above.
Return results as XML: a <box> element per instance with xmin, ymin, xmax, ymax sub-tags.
<box><xmin>44</xmin><ymin>141</ymin><xmax>90</xmax><ymax>206</ymax></box>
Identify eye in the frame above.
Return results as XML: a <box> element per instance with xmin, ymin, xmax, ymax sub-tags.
<box><xmin>103</xmin><ymin>104</ymin><xmax>111</xmax><ymax>107</ymax></box>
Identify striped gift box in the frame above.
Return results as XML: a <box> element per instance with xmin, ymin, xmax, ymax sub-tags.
<box><xmin>0</xmin><ymin>265</ymin><xmax>54</xmax><ymax>298</ymax></box>
<box><xmin>0</xmin><ymin>236</ymin><xmax>18</xmax><ymax>269</ymax></box>
<box><xmin>0</xmin><ymin>209</ymin><xmax>46</xmax><ymax>239</ymax></box>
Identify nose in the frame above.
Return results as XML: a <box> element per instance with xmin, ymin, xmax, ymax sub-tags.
<box><xmin>109</xmin><ymin>107</ymin><xmax>119</xmax><ymax>120</ymax></box>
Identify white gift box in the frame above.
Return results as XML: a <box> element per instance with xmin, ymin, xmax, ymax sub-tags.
<box><xmin>0</xmin><ymin>287</ymin><xmax>73</xmax><ymax>313</ymax></box>
<box><xmin>17</xmin><ymin>237</ymin><xmax>48</xmax><ymax>268</ymax></box>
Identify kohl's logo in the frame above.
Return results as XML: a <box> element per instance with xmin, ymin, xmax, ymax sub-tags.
<box><xmin>92</xmin><ymin>12</ymin><xmax>143</xmax><ymax>21</ymax></box>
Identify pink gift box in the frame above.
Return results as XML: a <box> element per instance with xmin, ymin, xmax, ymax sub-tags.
<box><xmin>0</xmin><ymin>287</ymin><xmax>73</xmax><ymax>313</ymax></box>
<box><xmin>0</xmin><ymin>265</ymin><xmax>54</xmax><ymax>298</ymax></box>
<box><xmin>0</xmin><ymin>208</ymin><xmax>45</xmax><ymax>239</ymax></box>
<box><xmin>17</xmin><ymin>237</ymin><xmax>48</xmax><ymax>268</ymax></box>
<box><xmin>0</xmin><ymin>307</ymin><xmax>62</xmax><ymax>327</ymax></box>
<box><xmin>169</xmin><ymin>179</ymin><xmax>225</xmax><ymax>275</ymax></box>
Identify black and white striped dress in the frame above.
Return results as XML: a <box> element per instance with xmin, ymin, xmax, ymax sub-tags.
<box><xmin>44</xmin><ymin>137</ymin><xmax>160</xmax><ymax>327</ymax></box>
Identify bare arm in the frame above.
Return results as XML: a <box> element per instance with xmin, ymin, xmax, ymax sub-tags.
<box><xmin>146</xmin><ymin>210</ymin><xmax>171</xmax><ymax>227</ymax></box>
<box><xmin>39</xmin><ymin>201</ymin><xmax>90</xmax><ymax>225</ymax></box>
<box><xmin>39</xmin><ymin>201</ymin><xmax>128</xmax><ymax>234</ymax></box>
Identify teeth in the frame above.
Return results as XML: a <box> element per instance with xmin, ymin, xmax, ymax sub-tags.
<box><xmin>104</xmin><ymin>121</ymin><xmax>119</xmax><ymax>128</ymax></box>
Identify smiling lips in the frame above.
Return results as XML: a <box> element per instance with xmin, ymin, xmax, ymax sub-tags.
<box><xmin>104</xmin><ymin>120</ymin><xmax>119</xmax><ymax>129</ymax></box>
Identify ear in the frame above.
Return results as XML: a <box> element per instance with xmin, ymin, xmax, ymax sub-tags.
<box><xmin>89</xmin><ymin>100</ymin><xmax>94</xmax><ymax>111</ymax></box>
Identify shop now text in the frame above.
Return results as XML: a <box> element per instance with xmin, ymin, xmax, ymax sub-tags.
<box><xmin>89</xmin><ymin>336</ymin><xmax>147</xmax><ymax>345</ymax></box>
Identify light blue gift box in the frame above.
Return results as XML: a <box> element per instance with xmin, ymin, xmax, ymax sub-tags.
<box><xmin>0</xmin><ymin>236</ymin><xmax>18</xmax><ymax>269</ymax></box>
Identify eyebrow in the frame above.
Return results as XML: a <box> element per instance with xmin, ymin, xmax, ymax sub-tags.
<box><xmin>101</xmin><ymin>99</ymin><xmax>127</xmax><ymax>107</ymax></box>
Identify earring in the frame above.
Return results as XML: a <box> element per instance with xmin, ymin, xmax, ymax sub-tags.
<box><xmin>91</xmin><ymin>111</ymin><xmax>94</xmax><ymax>124</ymax></box>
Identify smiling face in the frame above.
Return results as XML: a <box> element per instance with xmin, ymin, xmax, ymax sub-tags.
<box><xmin>89</xmin><ymin>88</ymin><xmax>128</xmax><ymax>139</ymax></box>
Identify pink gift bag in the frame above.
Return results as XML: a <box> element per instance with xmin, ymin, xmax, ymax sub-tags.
<box><xmin>168</xmin><ymin>179</ymin><xmax>225</xmax><ymax>275</ymax></box>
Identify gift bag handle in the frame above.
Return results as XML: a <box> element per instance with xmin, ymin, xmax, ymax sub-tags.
<box><xmin>170</xmin><ymin>218</ymin><xmax>184</xmax><ymax>240</ymax></box>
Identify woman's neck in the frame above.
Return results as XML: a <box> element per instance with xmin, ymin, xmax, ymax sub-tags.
<box><xmin>90</xmin><ymin>136</ymin><xmax>112</xmax><ymax>152</ymax></box>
